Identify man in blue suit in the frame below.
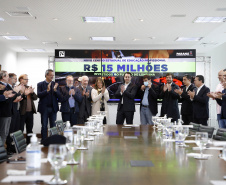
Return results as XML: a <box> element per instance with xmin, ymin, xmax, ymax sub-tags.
<box><xmin>37</xmin><ymin>69</ymin><xmax>61</xmax><ymax>141</ymax></box>
<box><xmin>188</xmin><ymin>75</ymin><xmax>210</xmax><ymax>126</ymax></box>
<box><xmin>59</xmin><ymin>75</ymin><xmax>82</xmax><ymax>126</ymax></box>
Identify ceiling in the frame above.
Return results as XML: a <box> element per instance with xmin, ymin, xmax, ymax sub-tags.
<box><xmin>0</xmin><ymin>0</ymin><xmax>226</xmax><ymax>53</ymax></box>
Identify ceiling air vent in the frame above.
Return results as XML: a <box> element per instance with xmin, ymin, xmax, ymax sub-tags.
<box><xmin>6</xmin><ymin>11</ymin><xmax>32</xmax><ymax>17</ymax></box>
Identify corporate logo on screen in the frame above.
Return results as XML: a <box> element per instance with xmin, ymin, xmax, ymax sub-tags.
<box><xmin>59</xmin><ymin>51</ymin><xmax>65</xmax><ymax>57</ymax></box>
<box><xmin>176</xmin><ymin>51</ymin><xmax>193</xmax><ymax>57</ymax></box>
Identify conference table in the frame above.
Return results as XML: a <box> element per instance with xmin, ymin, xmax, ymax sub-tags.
<box><xmin>0</xmin><ymin>125</ymin><xmax>225</xmax><ymax>185</ymax></box>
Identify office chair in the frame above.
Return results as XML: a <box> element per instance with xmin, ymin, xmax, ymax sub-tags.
<box><xmin>11</xmin><ymin>130</ymin><xmax>27</xmax><ymax>154</ymax></box>
<box><xmin>213</xmin><ymin>128</ymin><xmax>226</xmax><ymax>141</ymax></box>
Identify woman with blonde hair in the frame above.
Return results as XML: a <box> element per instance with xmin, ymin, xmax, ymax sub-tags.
<box><xmin>91</xmin><ymin>77</ymin><xmax>109</xmax><ymax>124</ymax></box>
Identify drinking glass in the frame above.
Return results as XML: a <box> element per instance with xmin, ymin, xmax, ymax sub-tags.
<box><xmin>195</xmin><ymin>132</ymin><xmax>208</xmax><ymax>159</ymax></box>
<box><xmin>47</xmin><ymin>145</ymin><xmax>67</xmax><ymax>184</ymax></box>
<box><xmin>77</xmin><ymin>128</ymin><xmax>88</xmax><ymax>150</ymax></box>
<box><xmin>66</xmin><ymin>135</ymin><xmax>78</xmax><ymax>165</ymax></box>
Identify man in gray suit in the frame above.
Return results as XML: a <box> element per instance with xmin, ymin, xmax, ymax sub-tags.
<box><xmin>78</xmin><ymin>76</ymin><xmax>92</xmax><ymax>124</ymax></box>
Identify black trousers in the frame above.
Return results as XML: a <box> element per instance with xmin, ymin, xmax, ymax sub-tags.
<box><xmin>6</xmin><ymin>110</ymin><xmax>20</xmax><ymax>152</ymax></box>
<box><xmin>182</xmin><ymin>114</ymin><xmax>193</xmax><ymax>125</ymax></box>
<box><xmin>116</xmin><ymin>105</ymin><xmax>134</xmax><ymax>125</ymax></box>
<box><xmin>20</xmin><ymin>111</ymin><xmax>34</xmax><ymax>144</ymax></box>
<box><xmin>193</xmin><ymin>116</ymin><xmax>208</xmax><ymax>126</ymax></box>
<box><xmin>62</xmin><ymin>108</ymin><xmax>78</xmax><ymax>126</ymax></box>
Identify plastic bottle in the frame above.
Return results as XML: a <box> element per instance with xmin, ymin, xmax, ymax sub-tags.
<box><xmin>26</xmin><ymin>134</ymin><xmax>41</xmax><ymax>169</ymax></box>
<box><xmin>64</xmin><ymin>121</ymin><xmax>73</xmax><ymax>142</ymax></box>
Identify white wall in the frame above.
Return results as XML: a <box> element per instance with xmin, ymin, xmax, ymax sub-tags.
<box><xmin>0</xmin><ymin>45</ymin><xmax>17</xmax><ymax>72</ymax></box>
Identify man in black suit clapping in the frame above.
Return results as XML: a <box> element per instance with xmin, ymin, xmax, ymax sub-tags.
<box><xmin>115</xmin><ymin>72</ymin><xmax>138</xmax><ymax>125</ymax></box>
<box><xmin>188</xmin><ymin>75</ymin><xmax>210</xmax><ymax>126</ymax></box>
<box><xmin>174</xmin><ymin>74</ymin><xmax>196</xmax><ymax>125</ymax></box>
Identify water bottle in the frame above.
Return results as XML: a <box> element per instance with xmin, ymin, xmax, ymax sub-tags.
<box><xmin>175</xmin><ymin>128</ymin><xmax>179</xmax><ymax>143</ymax></box>
<box><xmin>26</xmin><ymin>134</ymin><xmax>41</xmax><ymax>169</ymax></box>
<box><xmin>64</xmin><ymin>121</ymin><xmax>73</xmax><ymax>142</ymax></box>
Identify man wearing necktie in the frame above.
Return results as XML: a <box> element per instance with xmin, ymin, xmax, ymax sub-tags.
<box><xmin>159</xmin><ymin>73</ymin><xmax>180</xmax><ymax>122</ymax></box>
<box><xmin>59</xmin><ymin>75</ymin><xmax>82</xmax><ymax>126</ymax></box>
<box><xmin>188</xmin><ymin>75</ymin><xmax>210</xmax><ymax>126</ymax></box>
<box><xmin>37</xmin><ymin>69</ymin><xmax>61</xmax><ymax>141</ymax></box>
<box><xmin>78</xmin><ymin>76</ymin><xmax>92</xmax><ymax>124</ymax></box>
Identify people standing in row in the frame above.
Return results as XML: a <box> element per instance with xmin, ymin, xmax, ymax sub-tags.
<box><xmin>188</xmin><ymin>75</ymin><xmax>210</xmax><ymax>126</ymax></box>
<box><xmin>115</xmin><ymin>72</ymin><xmax>138</xmax><ymax>125</ymax></box>
<box><xmin>78</xmin><ymin>76</ymin><xmax>92</xmax><ymax>124</ymax></box>
<box><xmin>138</xmin><ymin>75</ymin><xmax>159</xmax><ymax>125</ymax></box>
<box><xmin>91</xmin><ymin>77</ymin><xmax>110</xmax><ymax>124</ymax></box>
<box><xmin>174</xmin><ymin>74</ymin><xmax>196</xmax><ymax>125</ymax></box>
<box><xmin>159</xmin><ymin>73</ymin><xmax>180</xmax><ymax>122</ymax></box>
<box><xmin>19</xmin><ymin>74</ymin><xmax>37</xmax><ymax>144</ymax></box>
<box><xmin>37</xmin><ymin>69</ymin><xmax>60</xmax><ymax>142</ymax></box>
<box><xmin>59</xmin><ymin>75</ymin><xmax>82</xmax><ymax>126</ymax></box>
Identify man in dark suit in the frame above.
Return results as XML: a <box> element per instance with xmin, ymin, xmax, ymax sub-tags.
<box><xmin>59</xmin><ymin>75</ymin><xmax>82</xmax><ymax>126</ymax></box>
<box><xmin>175</xmin><ymin>74</ymin><xmax>196</xmax><ymax>125</ymax></box>
<box><xmin>78</xmin><ymin>76</ymin><xmax>92</xmax><ymax>124</ymax></box>
<box><xmin>19</xmin><ymin>74</ymin><xmax>37</xmax><ymax>144</ymax></box>
<box><xmin>159</xmin><ymin>73</ymin><xmax>180</xmax><ymax>122</ymax></box>
<box><xmin>115</xmin><ymin>72</ymin><xmax>138</xmax><ymax>125</ymax></box>
<box><xmin>0</xmin><ymin>84</ymin><xmax>15</xmax><ymax>102</ymax></box>
<box><xmin>37</xmin><ymin>69</ymin><xmax>60</xmax><ymax>141</ymax></box>
<box><xmin>188</xmin><ymin>75</ymin><xmax>210</xmax><ymax>126</ymax></box>
<box><xmin>138</xmin><ymin>75</ymin><xmax>159</xmax><ymax>125</ymax></box>
<box><xmin>0</xmin><ymin>71</ymin><xmax>22</xmax><ymax>145</ymax></box>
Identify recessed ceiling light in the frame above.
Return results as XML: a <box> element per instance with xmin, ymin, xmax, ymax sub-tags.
<box><xmin>2</xmin><ymin>36</ymin><xmax>29</xmax><ymax>40</ymax></box>
<box><xmin>6</xmin><ymin>11</ymin><xmax>32</xmax><ymax>17</ymax></box>
<box><xmin>68</xmin><ymin>37</ymin><xmax>72</xmax><ymax>40</ymax></box>
<box><xmin>82</xmin><ymin>17</ymin><xmax>114</xmax><ymax>23</ymax></box>
<box><xmin>132</xmin><ymin>38</ymin><xmax>139</xmax><ymax>41</ymax></box>
<box><xmin>175</xmin><ymin>37</ymin><xmax>203</xmax><ymax>41</ymax></box>
<box><xmin>53</xmin><ymin>18</ymin><xmax>58</xmax><ymax>21</ymax></box>
<box><xmin>90</xmin><ymin>37</ymin><xmax>115</xmax><ymax>41</ymax></box>
<box><xmin>24</xmin><ymin>49</ymin><xmax>46</xmax><ymax>52</ymax></box>
<box><xmin>194</xmin><ymin>17</ymin><xmax>226</xmax><ymax>23</ymax></box>
<box><xmin>139</xmin><ymin>19</ymin><xmax>144</xmax><ymax>22</ymax></box>
<box><xmin>0</xmin><ymin>17</ymin><xmax>4</xmax><ymax>21</ymax></box>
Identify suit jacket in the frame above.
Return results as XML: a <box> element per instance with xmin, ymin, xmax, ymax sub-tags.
<box><xmin>192</xmin><ymin>85</ymin><xmax>210</xmax><ymax>119</ymax></box>
<box><xmin>159</xmin><ymin>82</ymin><xmax>180</xmax><ymax>120</ymax></box>
<box><xmin>0</xmin><ymin>95</ymin><xmax>6</xmax><ymax>102</ymax></box>
<box><xmin>59</xmin><ymin>86</ymin><xmax>82</xmax><ymax>113</ymax></box>
<box><xmin>78</xmin><ymin>85</ymin><xmax>92</xmax><ymax>117</ymax></box>
<box><xmin>115</xmin><ymin>83</ymin><xmax>138</xmax><ymax>112</ymax></box>
<box><xmin>216</xmin><ymin>89</ymin><xmax>226</xmax><ymax>119</ymax></box>
<box><xmin>37</xmin><ymin>81</ymin><xmax>60</xmax><ymax>113</ymax></box>
<box><xmin>180</xmin><ymin>84</ymin><xmax>196</xmax><ymax>115</ymax></box>
<box><xmin>138</xmin><ymin>84</ymin><xmax>159</xmax><ymax>116</ymax></box>
<box><xmin>20</xmin><ymin>86</ymin><xmax>37</xmax><ymax>115</ymax></box>
<box><xmin>0</xmin><ymin>82</ymin><xmax>18</xmax><ymax>117</ymax></box>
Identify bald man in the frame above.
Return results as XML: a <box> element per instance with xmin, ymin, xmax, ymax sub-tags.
<box><xmin>215</xmin><ymin>70</ymin><xmax>224</xmax><ymax>128</ymax></box>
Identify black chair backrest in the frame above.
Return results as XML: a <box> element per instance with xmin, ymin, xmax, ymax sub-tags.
<box><xmin>213</xmin><ymin>128</ymin><xmax>226</xmax><ymax>140</ymax></box>
<box><xmin>0</xmin><ymin>137</ymin><xmax>7</xmax><ymax>163</ymax></box>
<box><xmin>199</xmin><ymin>125</ymin><xmax>215</xmax><ymax>138</ymax></box>
<box><xmin>11</xmin><ymin>130</ymin><xmax>27</xmax><ymax>154</ymax></box>
<box><xmin>41</xmin><ymin>135</ymin><xmax>66</xmax><ymax>146</ymax></box>
<box><xmin>49</xmin><ymin>127</ymin><xmax>59</xmax><ymax>136</ymax></box>
<box><xmin>189</xmin><ymin>123</ymin><xmax>200</xmax><ymax>132</ymax></box>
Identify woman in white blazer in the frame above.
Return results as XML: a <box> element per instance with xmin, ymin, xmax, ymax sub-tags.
<box><xmin>91</xmin><ymin>77</ymin><xmax>110</xmax><ymax>124</ymax></box>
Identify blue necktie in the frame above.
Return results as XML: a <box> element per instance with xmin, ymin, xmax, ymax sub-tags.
<box><xmin>68</xmin><ymin>87</ymin><xmax>75</xmax><ymax>108</ymax></box>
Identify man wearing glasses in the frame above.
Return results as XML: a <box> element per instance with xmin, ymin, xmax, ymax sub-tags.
<box><xmin>19</xmin><ymin>74</ymin><xmax>37</xmax><ymax>144</ymax></box>
<box><xmin>59</xmin><ymin>75</ymin><xmax>82</xmax><ymax>126</ymax></box>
